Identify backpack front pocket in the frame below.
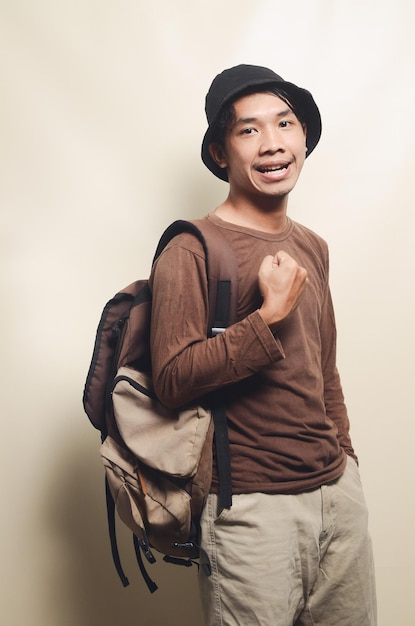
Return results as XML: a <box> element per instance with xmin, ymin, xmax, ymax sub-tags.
<box><xmin>111</xmin><ymin>366</ymin><xmax>212</xmax><ymax>478</ymax></box>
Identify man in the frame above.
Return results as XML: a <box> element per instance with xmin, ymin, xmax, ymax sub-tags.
<box><xmin>149</xmin><ymin>65</ymin><xmax>376</xmax><ymax>625</ymax></box>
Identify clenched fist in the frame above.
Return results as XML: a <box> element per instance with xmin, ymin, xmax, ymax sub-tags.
<box><xmin>257</xmin><ymin>251</ymin><xmax>308</xmax><ymax>331</ymax></box>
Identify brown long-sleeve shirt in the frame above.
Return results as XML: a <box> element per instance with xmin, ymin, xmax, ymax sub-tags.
<box><xmin>149</xmin><ymin>213</ymin><xmax>355</xmax><ymax>495</ymax></box>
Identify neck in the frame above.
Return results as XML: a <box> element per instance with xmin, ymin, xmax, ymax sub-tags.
<box><xmin>214</xmin><ymin>193</ymin><xmax>289</xmax><ymax>234</ymax></box>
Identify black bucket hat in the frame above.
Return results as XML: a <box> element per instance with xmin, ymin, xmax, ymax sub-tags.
<box><xmin>201</xmin><ymin>64</ymin><xmax>322</xmax><ymax>181</ymax></box>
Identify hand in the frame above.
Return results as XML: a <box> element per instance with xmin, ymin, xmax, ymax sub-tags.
<box><xmin>257</xmin><ymin>251</ymin><xmax>308</xmax><ymax>330</ymax></box>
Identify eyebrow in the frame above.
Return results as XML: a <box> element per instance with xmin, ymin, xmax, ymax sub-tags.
<box><xmin>234</xmin><ymin>108</ymin><xmax>293</xmax><ymax>126</ymax></box>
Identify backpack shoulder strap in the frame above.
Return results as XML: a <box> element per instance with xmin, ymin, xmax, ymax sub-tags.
<box><xmin>153</xmin><ymin>218</ymin><xmax>239</xmax><ymax>333</ymax></box>
<box><xmin>153</xmin><ymin>217</ymin><xmax>237</xmax><ymax>510</ymax></box>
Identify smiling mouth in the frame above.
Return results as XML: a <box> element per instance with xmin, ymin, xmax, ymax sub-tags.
<box><xmin>257</xmin><ymin>163</ymin><xmax>289</xmax><ymax>173</ymax></box>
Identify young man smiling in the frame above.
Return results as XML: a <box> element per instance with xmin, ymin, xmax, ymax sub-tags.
<box><xmin>209</xmin><ymin>92</ymin><xmax>307</xmax><ymax>227</ymax></box>
<box><xmin>149</xmin><ymin>65</ymin><xmax>377</xmax><ymax>625</ymax></box>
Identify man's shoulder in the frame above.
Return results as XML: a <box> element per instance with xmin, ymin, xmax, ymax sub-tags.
<box><xmin>159</xmin><ymin>227</ymin><xmax>207</xmax><ymax>260</ymax></box>
<box><xmin>291</xmin><ymin>219</ymin><xmax>329</xmax><ymax>253</ymax></box>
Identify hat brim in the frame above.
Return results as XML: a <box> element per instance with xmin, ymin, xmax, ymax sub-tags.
<box><xmin>201</xmin><ymin>80</ymin><xmax>322</xmax><ymax>182</ymax></box>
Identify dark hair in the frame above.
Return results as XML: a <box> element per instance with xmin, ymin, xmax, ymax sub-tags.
<box><xmin>210</xmin><ymin>85</ymin><xmax>306</xmax><ymax>147</ymax></box>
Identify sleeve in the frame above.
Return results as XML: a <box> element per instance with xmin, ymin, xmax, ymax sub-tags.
<box><xmin>320</xmin><ymin>283</ymin><xmax>358</xmax><ymax>462</ymax></box>
<box><xmin>149</xmin><ymin>235</ymin><xmax>285</xmax><ymax>409</ymax></box>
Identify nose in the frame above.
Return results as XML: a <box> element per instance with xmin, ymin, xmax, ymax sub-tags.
<box><xmin>259</xmin><ymin>126</ymin><xmax>284</xmax><ymax>155</ymax></box>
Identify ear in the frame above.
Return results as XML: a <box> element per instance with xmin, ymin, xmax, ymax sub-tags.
<box><xmin>302</xmin><ymin>124</ymin><xmax>308</xmax><ymax>153</ymax></box>
<box><xmin>209</xmin><ymin>142</ymin><xmax>228</xmax><ymax>169</ymax></box>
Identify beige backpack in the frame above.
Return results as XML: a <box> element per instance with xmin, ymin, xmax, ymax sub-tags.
<box><xmin>83</xmin><ymin>219</ymin><xmax>238</xmax><ymax>591</ymax></box>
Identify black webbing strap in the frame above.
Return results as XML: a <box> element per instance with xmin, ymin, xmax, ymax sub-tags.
<box><xmin>132</xmin><ymin>535</ymin><xmax>158</xmax><ymax>593</ymax></box>
<box><xmin>105</xmin><ymin>477</ymin><xmax>130</xmax><ymax>587</ymax></box>
<box><xmin>211</xmin><ymin>276</ymin><xmax>234</xmax><ymax>510</ymax></box>
<box><xmin>212</xmin><ymin>403</ymin><xmax>233</xmax><ymax>509</ymax></box>
<box><xmin>212</xmin><ymin>280</ymin><xmax>232</xmax><ymax>336</ymax></box>
<box><xmin>106</xmin><ymin>476</ymin><xmax>159</xmax><ymax>592</ymax></box>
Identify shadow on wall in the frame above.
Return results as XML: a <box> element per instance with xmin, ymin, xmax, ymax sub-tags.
<box><xmin>42</xmin><ymin>420</ymin><xmax>204</xmax><ymax>626</ymax></box>
<box><xmin>36</xmin><ymin>167</ymin><xmax>221</xmax><ymax>626</ymax></box>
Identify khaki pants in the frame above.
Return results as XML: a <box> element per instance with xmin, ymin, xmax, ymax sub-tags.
<box><xmin>199</xmin><ymin>456</ymin><xmax>377</xmax><ymax>626</ymax></box>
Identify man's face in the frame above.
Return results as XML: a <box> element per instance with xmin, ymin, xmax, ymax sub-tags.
<box><xmin>212</xmin><ymin>92</ymin><xmax>307</xmax><ymax>202</ymax></box>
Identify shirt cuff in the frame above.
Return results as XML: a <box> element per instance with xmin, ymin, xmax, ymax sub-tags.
<box><xmin>247</xmin><ymin>310</ymin><xmax>286</xmax><ymax>362</ymax></box>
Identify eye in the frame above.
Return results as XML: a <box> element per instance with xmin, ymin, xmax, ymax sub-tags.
<box><xmin>240</xmin><ymin>127</ymin><xmax>257</xmax><ymax>135</ymax></box>
<box><xmin>279</xmin><ymin>120</ymin><xmax>292</xmax><ymax>128</ymax></box>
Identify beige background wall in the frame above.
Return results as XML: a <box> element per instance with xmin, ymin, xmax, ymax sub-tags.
<box><xmin>2</xmin><ymin>1</ymin><xmax>414</xmax><ymax>624</ymax></box>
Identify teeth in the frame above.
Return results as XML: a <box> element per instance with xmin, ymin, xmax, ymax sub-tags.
<box><xmin>260</xmin><ymin>165</ymin><xmax>287</xmax><ymax>173</ymax></box>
